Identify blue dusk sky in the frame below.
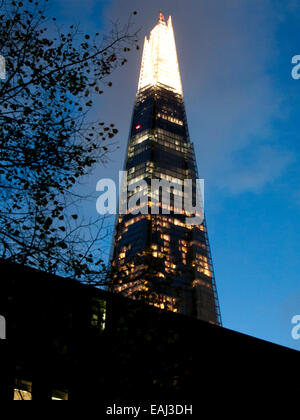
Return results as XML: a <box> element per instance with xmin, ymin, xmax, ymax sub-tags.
<box><xmin>50</xmin><ymin>0</ymin><xmax>300</xmax><ymax>351</ymax></box>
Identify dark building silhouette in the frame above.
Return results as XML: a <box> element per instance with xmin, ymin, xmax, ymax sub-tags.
<box><xmin>110</xmin><ymin>13</ymin><xmax>221</xmax><ymax>324</ymax></box>
<box><xmin>0</xmin><ymin>262</ymin><xmax>299</xmax><ymax>402</ymax></box>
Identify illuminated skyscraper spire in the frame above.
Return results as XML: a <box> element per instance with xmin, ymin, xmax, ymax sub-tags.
<box><xmin>138</xmin><ymin>13</ymin><xmax>183</xmax><ymax>95</ymax></box>
<box><xmin>111</xmin><ymin>13</ymin><xmax>221</xmax><ymax>325</ymax></box>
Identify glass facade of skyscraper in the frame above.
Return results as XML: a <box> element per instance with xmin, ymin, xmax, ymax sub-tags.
<box><xmin>111</xmin><ymin>13</ymin><xmax>221</xmax><ymax>325</ymax></box>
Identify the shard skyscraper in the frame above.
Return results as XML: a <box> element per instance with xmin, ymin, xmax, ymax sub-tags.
<box><xmin>110</xmin><ymin>12</ymin><xmax>221</xmax><ymax>325</ymax></box>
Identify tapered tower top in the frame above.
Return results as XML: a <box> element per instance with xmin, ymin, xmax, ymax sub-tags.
<box><xmin>158</xmin><ymin>10</ymin><xmax>165</xmax><ymax>23</ymax></box>
<box><xmin>138</xmin><ymin>12</ymin><xmax>183</xmax><ymax>95</ymax></box>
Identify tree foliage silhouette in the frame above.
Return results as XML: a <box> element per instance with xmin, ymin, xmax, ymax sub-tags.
<box><xmin>0</xmin><ymin>0</ymin><xmax>139</xmax><ymax>282</ymax></box>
